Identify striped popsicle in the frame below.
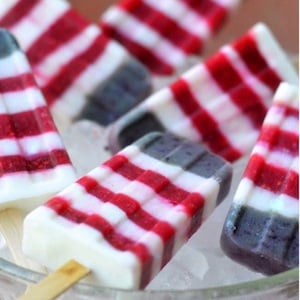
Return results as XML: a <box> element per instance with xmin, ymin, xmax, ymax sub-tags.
<box><xmin>0</xmin><ymin>28</ymin><xmax>76</xmax><ymax>211</ymax></box>
<box><xmin>221</xmin><ymin>82</ymin><xmax>299</xmax><ymax>274</ymax></box>
<box><xmin>100</xmin><ymin>0</ymin><xmax>241</xmax><ymax>74</ymax></box>
<box><xmin>23</xmin><ymin>132</ymin><xmax>232</xmax><ymax>289</ymax></box>
<box><xmin>0</xmin><ymin>0</ymin><xmax>152</xmax><ymax>128</ymax></box>
<box><xmin>108</xmin><ymin>23</ymin><xmax>298</xmax><ymax>163</ymax></box>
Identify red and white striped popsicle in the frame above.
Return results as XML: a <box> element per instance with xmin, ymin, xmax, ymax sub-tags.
<box><xmin>221</xmin><ymin>82</ymin><xmax>299</xmax><ymax>275</ymax></box>
<box><xmin>0</xmin><ymin>0</ymin><xmax>152</xmax><ymax>128</ymax></box>
<box><xmin>100</xmin><ymin>0</ymin><xmax>241</xmax><ymax>75</ymax></box>
<box><xmin>108</xmin><ymin>23</ymin><xmax>298</xmax><ymax>163</ymax></box>
<box><xmin>0</xmin><ymin>28</ymin><xmax>76</xmax><ymax>211</ymax></box>
<box><xmin>23</xmin><ymin>132</ymin><xmax>232</xmax><ymax>289</ymax></box>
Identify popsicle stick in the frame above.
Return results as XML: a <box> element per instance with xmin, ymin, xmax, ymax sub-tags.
<box><xmin>0</xmin><ymin>208</ymin><xmax>46</xmax><ymax>273</ymax></box>
<box><xmin>18</xmin><ymin>259</ymin><xmax>90</xmax><ymax>300</ymax></box>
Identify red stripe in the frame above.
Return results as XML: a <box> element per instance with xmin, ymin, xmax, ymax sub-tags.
<box><xmin>100</xmin><ymin>21</ymin><xmax>173</xmax><ymax>74</ymax></box>
<box><xmin>104</xmin><ymin>153</ymin><xmax>205</xmax><ymax>238</ymax></box>
<box><xmin>77</xmin><ymin>175</ymin><xmax>176</xmax><ymax>281</ymax></box>
<box><xmin>118</xmin><ymin>0</ymin><xmax>202</xmax><ymax>54</ymax></box>
<box><xmin>205</xmin><ymin>52</ymin><xmax>271</xmax><ymax>128</ymax></box>
<box><xmin>205</xmin><ymin>52</ymin><xmax>244</xmax><ymax>92</ymax></box>
<box><xmin>0</xmin><ymin>0</ymin><xmax>40</xmax><ymax>28</ymax></box>
<box><xmin>232</xmin><ymin>32</ymin><xmax>282</xmax><ymax>91</ymax></box>
<box><xmin>244</xmin><ymin>154</ymin><xmax>298</xmax><ymax>199</ymax></box>
<box><xmin>41</xmin><ymin>33</ymin><xmax>110</xmax><ymax>106</ymax></box>
<box><xmin>45</xmin><ymin>196</ymin><xmax>153</xmax><ymax>288</ymax></box>
<box><xmin>259</xmin><ymin>125</ymin><xmax>298</xmax><ymax>156</ymax></box>
<box><xmin>183</xmin><ymin>0</ymin><xmax>228</xmax><ymax>30</ymax></box>
<box><xmin>0</xmin><ymin>149</ymin><xmax>71</xmax><ymax>174</ymax></box>
<box><xmin>0</xmin><ymin>73</ymin><xmax>36</xmax><ymax>93</ymax></box>
<box><xmin>229</xmin><ymin>84</ymin><xmax>267</xmax><ymax>128</ymax></box>
<box><xmin>26</xmin><ymin>9</ymin><xmax>89</xmax><ymax>66</ymax></box>
<box><xmin>0</xmin><ymin>107</ymin><xmax>57</xmax><ymax>139</ymax></box>
<box><xmin>78</xmin><ymin>175</ymin><xmax>177</xmax><ymax>242</ymax></box>
<box><xmin>104</xmin><ymin>154</ymin><xmax>205</xmax><ymax>210</ymax></box>
<box><xmin>275</xmin><ymin>103</ymin><xmax>299</xmax><ymax>119</ymax></box>
<box><xmin>170</xmin><ymin>78</ymin><xmax>241</xmax><ymax>162</ymax></box>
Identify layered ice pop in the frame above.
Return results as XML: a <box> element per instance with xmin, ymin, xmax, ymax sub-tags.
<box><xmin>0</xmin><ymin>0</ymin><xmax>152</xmax><ymax>128</ymax></box>
<box><xmin>221</xmin><ymin>82</ymin><xmax>299</xmax><ymax>275</ymax></box>
<box><xmin>100</xmin><ymin>0</ymin><xmax>241</xmax><ymax>74</ymax></box>
<box><xmin>0</xmin><ymin>28</ymin><xmax>76</xmax><ymax>211</ymax></box>
<box><xmin>108</xmin><ymin>23</ymin><xmax>298</xmax><ymax>163</ymax></box>
<box><xmin>23</xmin><ymin>132</ymin><xmax>232</xmax><ymax>289</ymax></box>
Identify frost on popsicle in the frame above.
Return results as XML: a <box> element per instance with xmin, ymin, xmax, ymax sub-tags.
<box><xmin>0</xmin><ymin>28</ymin><xmax>76</xmax><ymax>211</ymax></box>
<box><xmin>23</xmin><ymin>132</ymin><xmax>232</xmax><ymax>289</ymax></box>
<box><xmin>100</xmin><ymin>0</ymin><xmax>241</xmax><ymax>74</ymax></box>
<box><xmin>0</xmin><ymin>0</ymin><xmax>152</xmax><ymax>128</ymax></box>
<box><xmin>108</xmin><ymin>23</ymin><xmax>298</xmax><ymax>163</ymax></box>
<box><xmin>221</xmin><ymin>82</ymin><xmax>299</xmax><ymax>275</ymax></box>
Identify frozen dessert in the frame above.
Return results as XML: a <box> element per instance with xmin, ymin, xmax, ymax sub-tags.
<box><xmin>221</xmin><ymin>82</ymin><xmax>299</xmax><ymax>275</ymax></box>
<box><xmin>23</xmin><ymin>132</ymin><xmax>232</xmax><ymax>289</ymax></box>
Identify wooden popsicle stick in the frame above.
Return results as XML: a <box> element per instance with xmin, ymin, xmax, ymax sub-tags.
<box><xmin>0</xmin><ymin>208</ymin><xmax>46</xmax><ymax>273</ymax></box>
<box><xmin>18</xmin><ymin>259</ymin><xmax>90</xmax><ymax>300</ymax></box>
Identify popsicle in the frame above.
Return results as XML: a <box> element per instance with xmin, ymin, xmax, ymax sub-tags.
<box><xmin>99</xmin><ymin>0</ymin><xmax>241</xmax><ymax>75</ymax></box>
<box><xmin>0</xmin><ymin>28</ymin><xmax>76</xmax><ymax>211</ymax></box>
<box><xmin>0</xmin><ymin>28</ymin><xmax>76</xmax><ymax>272</ymax></box>
<box><xmin>107</xmin><ymin>23</ymin><xmax>298</xmax><ymax>163</ymax></box>
<box><xmin>23</xmin><ymin>131</ymin><xmax>232</xmax><ymax>289</ymax></box>
<box><xmin>0</xmin><ymin>0</ymin><xmax>152</xmax><ymax>129</ymax></box>
<box><xmin>221</xmin><ymin>82</ymin><xmax>299</xmax><ymax>275</ymax></box>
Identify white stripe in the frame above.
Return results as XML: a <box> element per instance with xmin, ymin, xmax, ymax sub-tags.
<box><xmin>263</xmin><ymin>103</ymin><xmax>299</xmax><ymax>135</ymax></box>
<box><xmin>19</xmin><ymin>132</ymin><xmax>65</xmax><ymax>156</ymax></box>
<box><xmin>233</xmin><ymin>178</ymin><xmax>299</xmax><ymax>218</ymax></box>
<box><xmin>144</xmin><ymin>0</ymin><xmax>210</xmax><ymax>38</ymax></box>
<box><xmin>183</xmin><ymin>64</ymin><xmax>225</xmax><ymax>104</ymax></box>
<box><xmin>263</xmin><ymin>104</ymin><xmax>287</xmax><ymax>126</ymax></box>
<box><xmin>33</xmin><ymin>25</ymin><xmax>100</xmax><ymax>87</ymax></box>
<box><xmin>0</xmin><ymin>51</ymin><xmax>31</xmax><ymax>78</ymax></box>
<box><xmin>290</xmin><ymin>157</ymin><xmax>298</xmax><ymax>174</ymax></box>
<box><xmin>0</xmin><ymin>132</ymin><xmax>64</xmax><ymax>156</ymax></box>
<box><xmin>1</xmin><ymin>87</ymin><xmax>45</xmax><ymax>114</ymax></box>
<box><xmin>281</xmin><ymin>114</ymin><xmax>299</xmax><ymax>135</ymax></box>
<box><xmin>10</xmin><ymin>0</ymin><xmax>69</xmax><ymax>51</ymax></box>
<box><xmin>0</xmin><ymin>138</ymin><xmax>19</xmax><ymax>156</ymax></box>
<box><xmin>0</xmin><ymin>0</ymin><xmax>19</xmax><ymax>19</ymax></box>
<box><xmin>253</xmin><ymin>141</ymin><xmax>297</xmax><ymax>170</ymax></box>
<box><xmin>102</xmin><ymin>7</ymin><xmax>186</xmax><ymax>68</ymax></box>
<box><xmin>251</xmin><ymin>23</ymin><xmax>298</xmax><ymax>86</ymax></box>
